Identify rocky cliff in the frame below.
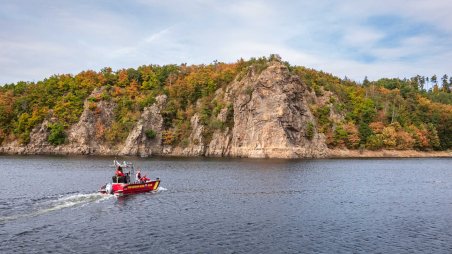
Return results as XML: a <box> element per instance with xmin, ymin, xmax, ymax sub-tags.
<box><xmin>0</xmin><ymin>60</ymin><xmax>329</xmax><ymax>158</ymax></box>
<box><xmin>204</xmin><ymin>61</ymin><xmax>327</xmax><ymax>158</ymax></box>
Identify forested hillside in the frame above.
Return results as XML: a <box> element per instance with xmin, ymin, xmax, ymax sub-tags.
<box><xmin>0</xmin><ymin>55</ymin><xmax>451</xmax><ymax>155</ymax></box>
<box><xmin>293</xmin><ymin>66</ymin><xmax>452</xmax><ymax>151</ymax></box>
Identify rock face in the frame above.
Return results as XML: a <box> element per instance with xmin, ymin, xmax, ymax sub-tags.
<box><xmin>120</xmin><ymin>95</ymin><xmax>167</xmax><ymax>157</ymax></box>
<box><xmin>0</xmin><ymin>119</ymin><xmax>56</xmax><ymax>155</ymax></box>
<box><xmin>66</xmin><ymin>100</ymin><xmax>116</xmax><ymax>155</ymax></box>
<box><xmin>0</xmin><ymin>60</ymin><xmax>329</xmax><ymax>158</ymax></box>
<box><xmin>168</xmin><ymin>113</ymin><xmax>206</xmax><ymax>156</ymax></box>
<box><xmin>0</xmin><ymin>88</ymin><xmax>119</xmax><ymax>155</ymax></box>
<box><xmin>205</xmin><ymin>61</ymin><xmax>328</xmax><ymax>158</ymax></box>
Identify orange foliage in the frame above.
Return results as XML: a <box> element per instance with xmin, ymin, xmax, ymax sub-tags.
<box><xmin>162</xmin><ymin>130</ymin><xmax>176</xmax><ymax>145</ymax></box>
<box><xmin>0</xmin><ymin>90</ymin><xmax>14</xmax><ymax>118</ymax></box>
<box><xmin>369</xmin><ymin>121</ymin><xmax>385</xmax><ymax>134</ymax></box>
<box><xmin>127</xmin><ymin>80</ymin><xmax>139</xmax><ymax>97</ymax></box>
<box><xmin>0</xmin><ymin>128</ymin><xmax>5</xmax><ymax>143</ymax></box>
<box><xmin>374</xmin><ymin>110</ymin><xmax>386</xmax><ymax>122</ymax></box>
<box><xmin>395</xmin><ymin>130</ymin><xmax>415</xmax><ymax>150</ymax></box>
<box><xmin>325</xmin><ymin>129</ymin><xmax>335</xmax><ymax>148</ymax></box>
<box><xmin>111</xmin><ymin>86</ymin><xmax>122</xmax><ymax>97</ymax></box>
<box><xmin>95</xmin><ymin>121</ymin><xmax>105</xmax><ymax>140</ymax></box>
<box><xmin>117</xmin><ymin>69</ymin><xmax>129</xmax><ymax>87</ymax></box>
<box><xmin>75</xmin><ymin>70</ymin><xmax>101</xmax><ymax>88</ymax></box>
<box><xmin>418</xmin><ymin>128</ymin><xmax>431</xmax><ymax>148</ymax></box>
<box><xmin>344</xmin><ymin>122</ymin><xmax>360</xmax><ymax>149</ymax></box>
<box><xmin>408</xmin><ymin>125</ymin><xmax>430</xmax><ymax>149</ymax></box>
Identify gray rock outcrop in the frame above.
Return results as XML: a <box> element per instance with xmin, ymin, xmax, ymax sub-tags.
<box><xmin>204</xmin><ymin>60</ymin><xmax>328</xmax><ymax>158</ymax></box>
<box><xmin>120</xmin><ymin>95</ymin><xmax>167</xmax><ymax>157</ymax></box>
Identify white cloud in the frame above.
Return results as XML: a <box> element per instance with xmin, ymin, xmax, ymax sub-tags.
<box><xmin>1</xmin><ymin>0</ymin><xmax>452</xmax><ymax>84</ymax></box>
<box><xmin>144</xmin><ymin>27</ymin><xmax>172</xmax><ymax>43</ymax></box>
<box><xmin>341</xmin><ymin>26</ymin><xmax>385</xmax><ymax>48</ymax></box>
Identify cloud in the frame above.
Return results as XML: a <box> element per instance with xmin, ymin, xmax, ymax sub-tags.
<box><xmin>342</xmin><ymin>26</ymin><xmax>385</xmax><ymax>48</ymax></box>
<box><xmin>144</xmin><ymin>27</ymin><xmax>172</xmax><ymax>43</ymax></box>
<box><xmin>1</xmin><ymin>0</ymin><xmax>452</xmax><ymax>84</ymax></box>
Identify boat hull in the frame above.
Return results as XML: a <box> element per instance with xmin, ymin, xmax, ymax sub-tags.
<box><xmin>100</xmin><ymin>179</ymin><xmax>160</xmax><ymax>196</ymax></box>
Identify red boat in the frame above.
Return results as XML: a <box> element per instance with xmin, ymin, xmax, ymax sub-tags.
<box><xmin>99</xmin><ymin>160</ymin><xmax>161</xmax><ymax>196</ymax></box>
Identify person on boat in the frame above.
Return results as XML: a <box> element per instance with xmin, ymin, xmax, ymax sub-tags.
<box><xmin>115</xmin><ymin>166</ymin><xmax>124</xmax><ymax>177</ymax></box>
<box><xmin>136</xmin><ymin>170</ymin><xmax>142</xmax><ymax>182</ymax></box>
<box><xmin>140</xmin><ymin>175</ymin><xmax>150</xmax><ymax>182</ymax></box>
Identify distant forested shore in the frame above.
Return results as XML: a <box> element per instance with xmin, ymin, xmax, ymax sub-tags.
<box><xmin>1</xmin><ymin>55</ymin><xmax>451</xmax><ymax>158</ymax></box>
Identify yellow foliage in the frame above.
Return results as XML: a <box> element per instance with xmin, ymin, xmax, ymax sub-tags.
<box><xmin>88</xmin><ymin>102</ymin><xmax>97</xmax><ymax>111</ymax></box>
<box><xmin>382</xmin><ymin>126</ymin><xmax>397</xmax><ymax>149</ymax></box>
<box><xmin>162</xmin><ymin>130</ymin><xmax>176</xmax><ymax>145</ymax></box>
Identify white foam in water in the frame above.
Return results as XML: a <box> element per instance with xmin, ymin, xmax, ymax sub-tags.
<box><xmin>0</xmin><ymin>193</ymin><xmax>113</xmax><ymax>223</ymax></box>
<box><xmin>157</xmin><ymin>186</ymin><xmax>167</xmax><ymax>192</ymax></box>
<box><xmin>40</xmin><ymin>193</ymin><xmax>113</xmax><ymax>213</ymax></box>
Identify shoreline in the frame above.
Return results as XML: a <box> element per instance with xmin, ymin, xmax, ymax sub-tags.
<box><xmin>328</xmin><ymin>149</ymin><xmax>452</xmax><ymax>158</ymax></box>
<box><xmin>1</xmin><ymin>148</ymin><xmax>451</xmax><ymax>159</ymax></box>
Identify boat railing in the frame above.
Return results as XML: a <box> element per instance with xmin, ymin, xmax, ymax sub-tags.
<box><xmin>112</xmin><ymin>159</ymin><xmax>134</xmax><ymax>168</ymax></box>
<box><xmin>112</xmin><ymin>159</ymin><xmax>135</xmax><ymax>183</ymax></box>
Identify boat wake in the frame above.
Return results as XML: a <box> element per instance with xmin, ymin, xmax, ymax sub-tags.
<box><xmin>39</xmin><ymin>193</ymin><xmax>113</xmax><ymax>213</ymax></box>
<box><xmin>0</xmin><ymin>193</ymin><xmax>113</xmax><ymax>223</ymax></box>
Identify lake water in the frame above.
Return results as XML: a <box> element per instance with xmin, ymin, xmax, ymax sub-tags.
<box><xmin>1</xmin><ymin>156</ymin><xmax>452</xmax><ymax>253</ymax></box>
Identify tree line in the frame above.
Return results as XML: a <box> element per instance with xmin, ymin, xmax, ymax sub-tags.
<box><xmin>0</xmin><ymin>56</ymin><xmax>451</xmax><ymax>151</ymax></box>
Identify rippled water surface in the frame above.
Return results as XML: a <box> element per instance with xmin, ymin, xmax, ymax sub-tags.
<box><xmin>1</xmin><ymin>156</ymin><xmax>452</xmax><ymax>253</ymax></box>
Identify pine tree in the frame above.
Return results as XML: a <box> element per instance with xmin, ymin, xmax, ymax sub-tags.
<box><xmin>431</xmin><ymin>75</ymin><xmax>437</xmax><ymax>85</ymax></box>
<box><xmin>441</xmin><ymin>74</ymin><xmax>449</xmax><ymax>92</ymax></box>
<box><xmin>363</xmin><ymin>76</ymin><xmax>370</xmax><ymax>86</ymax></box>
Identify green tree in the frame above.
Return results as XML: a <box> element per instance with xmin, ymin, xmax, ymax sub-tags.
<box><xmin>145</xmin><ymin>129</ymin><xmax>157</xmax><ymax>139</ymax></box>
<box><xmin>358</xmin><ymin>121</ymin><xmax>373</xmax><ymax>144</ymax></box>
<box><xmin>305</xmin><ymin>122</ymin><xmax>315</xmax><ymax>140</ymax></box>
<box><xmin>47</xmin><ymin>123</ymin><xmax>66</xmax><ymax>145</ymax></box>
<box><xmin>363</xmin><ymin>76</ymin><xmax>370</xmax><ymax>86</ymax></box>
<box><xmin>431</xmin><ymin>75</ymin><xmax>437</xmax><ymax>84</ymax></box>
<box><xmin>441</xmin><ymin>74</ymin><xmax>449</xmax><ymax>92</ymax></box>
<box><xmin>426</xmin><ymin>123</ymin><xmax>441</xmax><ymax>150</ymax></box>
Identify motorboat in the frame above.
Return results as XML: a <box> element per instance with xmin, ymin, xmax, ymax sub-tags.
<box><xmin>98</xmin><ymin>160</ymin><xmax>160</xmax><ymax>196</ymax></box>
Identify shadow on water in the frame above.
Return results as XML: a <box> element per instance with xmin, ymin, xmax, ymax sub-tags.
<box><xmin>113</xmin><ymin>187</ymin><xmax>167</xmax><ymax>206</ymax></box>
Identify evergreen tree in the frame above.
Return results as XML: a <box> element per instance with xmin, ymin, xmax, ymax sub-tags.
<box><xmin>449</xmin><ymin>77</ymin><xmax>452</xmax><ymax>92</ymax></box>
<box><xmin>441</xmin><ymin>74</ymin><xmax>449</xmax><ymax>92</ymax></box>
<box><xmin>431</xmin><ymin>75</ymin><xmax>437</xmax><ymax>85</ymax></box>
<box><xmin>419</xmin><ymin>76</ymin><xmax>426</xmax><ymax>91</ymax></box>
<box><xmin>363</xmin><ymin>76</ymin><xmax>370</xmax><ymax>86</ymax></box>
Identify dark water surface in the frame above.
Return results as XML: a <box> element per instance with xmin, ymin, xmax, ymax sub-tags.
<box><xmin>1</xmin><ymin>156</ymin><xmax>452</xmax><ymax>253</ymax></box>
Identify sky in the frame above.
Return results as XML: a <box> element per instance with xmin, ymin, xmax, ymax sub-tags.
<box><xmin>1</xmin><ymin>0</ymin><xmax>452</xmax><ymax>85</ymax></box>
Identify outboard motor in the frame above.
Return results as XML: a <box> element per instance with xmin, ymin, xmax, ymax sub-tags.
<box><xmin>105</xmin><ymin>183</ymin><xmax>113</xmax><ymax>194</ymax></box>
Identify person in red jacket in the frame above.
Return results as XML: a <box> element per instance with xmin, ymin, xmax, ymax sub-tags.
<box><xmin>115</xmin><ymin>166</ymin><xmax>124</xmax><ymax>177</ymax></box>
<box><xmin>140</xmin><ymin>175</ymin><xmax>150</xmax><ymax>182</ymax></box>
